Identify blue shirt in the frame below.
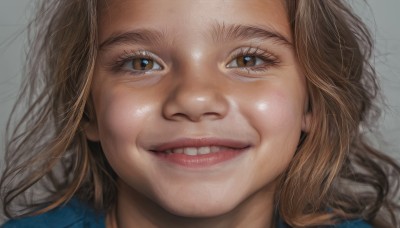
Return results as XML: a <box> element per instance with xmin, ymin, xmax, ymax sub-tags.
<box><xmin>2</xmin><ymin>199</ymin><xmax>372</xmax><ymax>228</ymax></box>
<box><xmin>2</xmin><ymin>199</ymin><xmax>105</xmax><ymax>228</ymax></box>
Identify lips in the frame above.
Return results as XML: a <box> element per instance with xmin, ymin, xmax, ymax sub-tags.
<box><xmin>149</xmin><ymin>138</ymin><xmax>251</xmax><ymax>168</ymax></box>
<box><xmin>151</xmin><ymin>138</ymin><xmax>250</xmax><ymax>151</ymax></box>
<box><xmin>163</xmin><ymin>146</ymin><xmax>233</xmax><ymax>155</ymax></box>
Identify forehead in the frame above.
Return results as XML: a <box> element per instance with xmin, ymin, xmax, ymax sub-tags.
<box><xmin>97</xmin><ymin>0</ymin><xmax>291</xmax><ymax>43</ymax></box>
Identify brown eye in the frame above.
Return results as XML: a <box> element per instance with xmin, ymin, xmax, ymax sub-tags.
<box><xmin>227</xmin><ymin>54</ymin><xmax>267</xmax><ymax>69</ymax></box>
<box><xmin>236</xmin><ymin>55</ymin><xmax>256</xmax><ymax>67</ymax></box>
<box><xmin>114</xmin><ymin>51</ymin><xmax>163</xmax><ymax>75</ymax></box>
<box><xmin>131</xmin><ymin>58</ymin><xmax>155</xmax><ymax>70</ymax></box>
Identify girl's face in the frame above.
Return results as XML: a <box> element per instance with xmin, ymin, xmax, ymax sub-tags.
<box><xmin>88</xmin><ymin>0</ymin><xmax>310</xmax><ymax>218</ymax></box>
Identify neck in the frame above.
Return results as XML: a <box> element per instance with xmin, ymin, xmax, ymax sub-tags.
<box><xmin>107</xmin><ymin>180</ymin><xmax>276</xmax><ymax>228</ymax></box>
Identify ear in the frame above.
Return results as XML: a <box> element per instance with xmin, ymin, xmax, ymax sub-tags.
<box><xmin>301</xmin><ymin>111</ymin><xmax>312</xmax><ymax>133</ymax></box>
<box><xmin>82</xmin><ymin>97</ymin><xmax>100</xmax><ymax>141</ymax></box>
<box><xmin>84</xmin><ymin>119</ymin><xmax>100</xmax><ymax>141</ymax></box>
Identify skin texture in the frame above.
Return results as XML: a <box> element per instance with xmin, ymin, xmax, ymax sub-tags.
<box><xmin>86</xmin><ymin>0</ymin><xmax>311</xmax><ymax>227</ymax></box>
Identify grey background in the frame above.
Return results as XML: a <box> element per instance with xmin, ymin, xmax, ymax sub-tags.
<box><xmin>0</xmin><ymin>0</ymin><xmax>399</xmax><ymax>194</ymax></box>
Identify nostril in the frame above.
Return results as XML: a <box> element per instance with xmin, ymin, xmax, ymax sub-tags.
<box><xmin>202</xmin><ymin>112</ymin><xmax>224</xmax><ymax>120</ymax></box>
<box><xmin>166</xmin><ymin>111</ymin><xmax>221</xmax><ymax>122</ymax></box>
<box><xmin>168</xmin><ymin>112</ymin><xmax>196</xmax><ymax>122</ymax></box>
<box><xmin>163</xmin><ymin>103</ymin><xmax>228</xmax><ymax>122</ymax></box>
<box><xmin>161</xmin><ymin>81</ymin><xmax>229</xmax><ymax>122</ymax></box>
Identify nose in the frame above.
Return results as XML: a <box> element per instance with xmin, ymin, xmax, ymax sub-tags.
<box><xmin>162</xmin><ymin>73</ymin><xmax>229</xmax><ymax>122</ymax></box>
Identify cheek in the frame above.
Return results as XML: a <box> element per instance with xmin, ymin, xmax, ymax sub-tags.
<box><xmin>95</xmin><ymin>89</ymin><xmax>153</xmax><ymax>146</ymax></box>
<box><xmin>240</xmin><ymin>87</ymin><xmax>304</xmax><ymax>135</ymax></box>
<box><xmin>229</xmin><ymin>84</ymin><xmax>305</xmax><ymax>194</ymax></box>
<box><xmin>254</xmin><ymin>90</ymin><xmax>302</xmax><ymax>150</ymax></box>
<box><xmin>93</xmin><ymin>89</ymin><xmax>158</xmax><ymax>188</ymax></box>
<box><xmin>254</xmin><ymin>90</ymin><xmax>304</xmax><ymax>173</ymax></box>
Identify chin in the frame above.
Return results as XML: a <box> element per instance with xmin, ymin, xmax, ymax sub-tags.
<box><xmin>162</xmin><ymin>200</ymin><xmax>238</xmax><ymax>218</ymax></box>
<box><xmin>155</xmin><ymin>191</ymin><xmax>243</xmax><ymax>218</ymax></box>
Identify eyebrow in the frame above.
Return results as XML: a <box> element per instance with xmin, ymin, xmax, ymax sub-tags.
<box><xmin>210</xmin><ymin>23</ymin><xmax>292</xmax><ymax>47</ymax></box>
<box><xmin>99</xmin><ymin>28</ymin><xmax>167</xmax><ymax>50</ymax></box>
<box><xmin>99</xmin><ymin>23</ymin><xmax>292</xmax><ymax>50</ymax></box>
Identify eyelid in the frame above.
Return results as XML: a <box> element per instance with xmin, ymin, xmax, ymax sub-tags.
<box><xmin>225</xmin><ymin>46</ymin><xmax>280</xmax><ymax>69</ymax></box>
<box><xmin>228</xmin><ymin>47</ymin><xmax>277</xmax><ymax>62</ymax></box>
<box><xmin>111</xmin><ymin>49</ymin><xmax>165</xmax><ymax>74</ymax></box>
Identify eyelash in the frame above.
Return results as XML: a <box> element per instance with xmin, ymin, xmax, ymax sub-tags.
<box><xmin>110</xmin><ymin>47</ymin><xmax>280</xmax><ymax>75</ymax></box>
<box><xmin>227</xmin><ymin>47</ymin><xmax>280</xmax><ymax>73</ymax></box>
<box><xmin>110</xmin><ymin>50</ymin><xmax>162</xmax><ymax>75</ymax></box>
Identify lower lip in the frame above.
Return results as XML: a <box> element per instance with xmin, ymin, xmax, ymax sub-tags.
<box><xmin>151</xmin><ymin>149</ymin><xmax>247</xmax><ymax>168</ymax></box>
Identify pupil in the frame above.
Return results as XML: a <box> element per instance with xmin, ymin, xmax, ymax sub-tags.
<box><xmin>132</xmin><ymin>58</ymin><xmax>153</xmax><ymax>70</ymax></box>
<box><xmin>140</xmin><ymin>59</ymin><xmax>149</xmax><ymax>68</ymax></box>
<box><xmin>243</xmin><ymin>56</ymin><xmax>255</xmax><ymax>66</ymax></box>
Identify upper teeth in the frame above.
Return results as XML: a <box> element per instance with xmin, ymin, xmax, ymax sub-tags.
<box><xmin>165</xmin><ymin>146</ymin><xmax>223</xmax><ymax>156</ymax></box>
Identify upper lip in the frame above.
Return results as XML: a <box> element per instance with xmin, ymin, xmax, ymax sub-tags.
<box><xmin>149</xmin><ymin>137</ymin><xmax>251</xmax><ymax>152</ymax></box>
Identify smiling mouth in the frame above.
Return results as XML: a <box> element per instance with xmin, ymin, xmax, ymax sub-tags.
<box><xmin>149</xmin><ymin>138</ymin><xmax>251</xmax><ymax>168</ymax></box>
<box><xmin>160</xmin><ymin>145</ymin><xmax>245</xmax><ymax>155</ymax></box>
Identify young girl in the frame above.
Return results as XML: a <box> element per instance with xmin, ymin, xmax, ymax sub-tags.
<box><xmin>1</xmin><ymin>0</ymin><xmax>399</xmax><ymax>227</ymax></box>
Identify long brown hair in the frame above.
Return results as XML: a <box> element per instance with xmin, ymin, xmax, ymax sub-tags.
<box><xmin>280</xmin><ymin>1</ymin><xmax>400</xmax><ymax>227</ymax></box>
<box><xmin>1</xmin><ymin>0</ymin><xmax>399</xmax><ymax>227</ymax></box>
